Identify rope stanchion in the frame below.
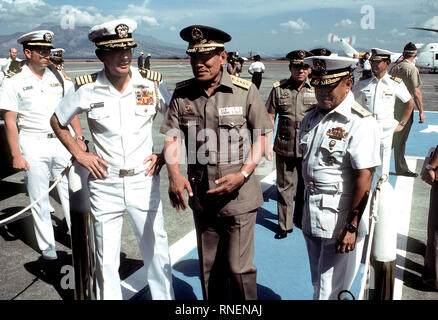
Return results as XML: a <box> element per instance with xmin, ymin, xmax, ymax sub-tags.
<box><xmin>358</xmin><ymin>174</ymin><xmax>388</xmax><ymax>300</ymax></box>
<box><xmin>0</xmin><ymin>159</ymin><xmax>73</xmax><ymax>227</ymax></box>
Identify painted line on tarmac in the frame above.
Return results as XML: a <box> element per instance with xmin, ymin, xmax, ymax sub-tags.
<box><xmin>121</xmin><ymin>169</ymin><xmax>277</xmax><ymax>300</ymax></box>
<box><xmin>393</xmin><ymin>157</ymin><xmax>417</xmax><ymax>300</ymax></box>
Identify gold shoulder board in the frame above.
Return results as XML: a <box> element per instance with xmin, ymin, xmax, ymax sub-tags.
<box><xmin>273</xmin><ymin>79</ymin><xmax>288</xmax><ymax>88</ymax></box>
<box><xmin>351</xmin><ymin>101</ymin><xmax>372</xmax><ymax>118</ymax></box>
<box><xmin>175</xmin><ymin>78</ymin><xmax>193</xmax><ymax>90</ymax></box>
<box><xmin>140</xmin><ymin>69</ymin><xmax>163</xmax><ymax>82</ymax></box>
<box><xmin>230</xmin><ymin>75</ymin><xmax>252</xmax><ymax>90</ymax></box>
<box><xmin>75</xmin><ymin>73</ymin><xmax>98</xmax><ymax>90</ymax></box>
<box><xmin>390</xmin><ymin>76</ymin><xmax>402</xmax><ymax>83</ymax></box>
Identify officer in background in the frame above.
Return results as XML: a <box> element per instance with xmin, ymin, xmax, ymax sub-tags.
<box><xmin>390</xmin><ymin>42</ymin><xmax>426</xmax><ymax>177</ymax></box>
<box><xmin>160</xmin><ymin>25</ymin><xmax>273</xmax><ymax>300</ymax></box>
<box><xmin>0</xmin><ymin>48</ymin><xmax>24</xmax><ymax>86</ymax></box>
<box><xmin>50</xmin><ymin>48</ymin><xmax>71</xmax><ymax>80</ymax></box>
<box><xmin>144</xmin><ymin>53</ymin><xmax>151</xmax><ymax>70</ymax></box>
<box><xmin>299</xmin><ymin>55</ymin><xmax>380</xmax><ymax>299</ymax></box>
<box><xmin>248</xmin><ymin>54</ymin><xmax>265</xmax><ymax>89</ymax></box>
<box><xmin>0</xmin><ymin>30</ymin><xmax>85</xmax><ymax>260</ymax></box>
<box><xmin>265</xmin><ymin>49</ymin><xmax>316</xmax><ymax>238</ymax></box>
<box><xmin>137</xmin><ymin>51</ymin><xmax>144</xmax><ymax>69</ymax></box>
<box><xmin>352</xmin><ymin>48</ymin><xmax>415</xmax><ymax>179</ymax></box>
<box><xmin>50</xmin><ymin>18</ymin><xmax>174</xmax><ymax>300</ymax></box>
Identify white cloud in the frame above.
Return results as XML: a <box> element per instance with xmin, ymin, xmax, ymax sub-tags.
<box><xmin>334</xmin><ymin>19</ymin><xmax>356</xmax><ymax>28</ymax></box>
<box><xmin>390</xmin><ymin>28</ymin><xmax>406</xmax><ymax>37</ymax></box>
<box><xmin>280</xmin><ymin>18</ymin><xmax>310</xmax><ymax>33</ymax></box>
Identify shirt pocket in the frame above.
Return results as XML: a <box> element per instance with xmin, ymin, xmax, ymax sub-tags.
<box><xmin>134</xmin><ymin>104</ymin><xmax>155</xmax><ymax>120</ymax></box>
<box><xmin>317</xmin><ymin>193</ymin><xmax>341</xmax><ymax>231</ymax></box>
<box><xmin>276</xmin><ymin>98</ymin><xmax>290</xmax><ymax>113</ymax></box>
<box><xmin>218</xmin><ymin>115</ymin><xmax>246</xmax><ymax>131</ymax></box>
<box><xmin>87</xmin><ymin>107</ymin><xmax>110</xmax><ymax>121</ymax></box>
<box><xmin>318</xmin><ymin>137</ymin><xmax>346</xmax><ymax>166</ymax></box>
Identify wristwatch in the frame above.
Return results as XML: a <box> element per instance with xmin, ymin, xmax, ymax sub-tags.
<box><xmin>76</xmin><ymin>135</ymin><xmax>85</xmax><ymax>141</ymax></box>
<box><xmin>240</xmin><ymin>170</ymin><xmax>250</xmax><ymax>182</ymax></box>
<box><xmin>399</xmin><ymin>121</ymin><xmax>406</xmax><ymax>127</ymax></box>
<box><xmin>345</xmin><ymin>223</ymin><xmax>358</xmax><ymax>233</ymax></box>
<box><xmin>426</xmin><ymin>164</ymin><xmax>437</xmax><ymax>171</ymax></box>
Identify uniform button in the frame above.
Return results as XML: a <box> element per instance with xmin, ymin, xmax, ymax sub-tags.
<box><xmin>191</xmin><ymin>177</ymin><xmax>195</xmax><ymax>182</ymax></box>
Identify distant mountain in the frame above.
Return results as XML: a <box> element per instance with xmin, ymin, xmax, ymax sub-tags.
<box><xmin>0</xmin><ymin>23</ymin><xmax>187</xmax><ymax>59</ymax></box>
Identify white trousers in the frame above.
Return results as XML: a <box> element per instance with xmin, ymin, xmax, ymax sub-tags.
<box><xmin>89</xmin><ymin>173</ymin><xmax>174</xmax><ymax>300</ymax></box>
<box><xmin>376</xmin><ymin>133</ymin><xmax>393</xmax><ymax>179</ymax></box>
<box><xmin>19</xmin><ymin>133</ymin><xmax>71</xmax><ymax>252</ymax></box>
<box><xmin>303</xmin><ymin>233</ymin><xmax>365</xmax><ymax>300</ymax></box>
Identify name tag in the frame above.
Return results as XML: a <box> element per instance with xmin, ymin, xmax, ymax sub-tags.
<box><xmin>219</xmin><ymin>106</ymin><xmax>243</xmax><ymax>116</ymax></box>
<box><xmin>51</xmin><ymin>83</ymin><xmax>61</xmax><ymax>87</ymax></box>
<box><xmin>90</xmin><ymin>102</ymin><xmax>104</xmax><ymax>109</ymax></box>
<box><xmin>303</xmin><ymin>92</ymin><xmax>316</xmax><ymax>104</ymax></box>
<box><xmin>23</xmin><ymin>86</ymin><xmax>33</xmax><ymax>91</ymax></box>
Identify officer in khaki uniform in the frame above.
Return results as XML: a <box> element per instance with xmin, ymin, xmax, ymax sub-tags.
<box><xmin>160</xmin><ymin>25</ymin><xmax>273</xmax><ymax>300</ymax></box>
<box><xmin>265</xmin><ymin>49</ymin><xmax>316</xmax><ymax>238</ymax></box>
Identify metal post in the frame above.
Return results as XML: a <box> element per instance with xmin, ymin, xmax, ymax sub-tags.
<box><xmin>68</xmin><ymin>161</ymin><xmax>95</xmax><ymax>300</ymax></box>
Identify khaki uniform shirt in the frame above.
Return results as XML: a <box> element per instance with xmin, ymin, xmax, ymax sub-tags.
<box><xmin>160</xmin><ymin>71</ymin><xmax>273</xmax><ymax>216</ymax></box>
<box><xmin>299</xmin><ymin>92</ymin><xmax>381</xmax><ymax>238</ymax></box>
<box><xmin>266</xmin><ymin>79</ymin><xmax>316</xmax><ymax>157</ymax></box>
<box><xmin>390</xmin><ymin>59</ymin><xmax>421</xmax><ymax>112</ymax></box>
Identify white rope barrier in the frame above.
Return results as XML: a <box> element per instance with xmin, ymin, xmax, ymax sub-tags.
<box><xmin>0</xmin><ymin>160</ymin><xmax>73</xmax><ymax>226</ymax></box>
<box><xmin>358</xmin><ymin>174</ymin><xmax>388</xmax><ymax>300</ymax></box>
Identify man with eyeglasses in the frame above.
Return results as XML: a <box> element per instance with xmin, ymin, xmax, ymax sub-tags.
<box><xmin>0</xmin><ymin>30</ymin><xmax>85</xmax><ymax>260</ymax></box>
<box><xmin>50</xmin><ymin>19</ymin><xmax>174</xmax><ymax>300</ymax></box>
<box><xmin>265</xmin><ymin>49</ymin><xmax>317</xmax><ymax>239</ymax></box>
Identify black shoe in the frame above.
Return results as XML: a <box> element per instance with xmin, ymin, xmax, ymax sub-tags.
<box><xmin>274</xmin><ymin>229</ymin><xmax>292</xmax><ymax>239</ymax></box>
<box><xmin>396</xmin><ymin>170</ymin><xmax>418</xmax><ymax>177</ymax></box>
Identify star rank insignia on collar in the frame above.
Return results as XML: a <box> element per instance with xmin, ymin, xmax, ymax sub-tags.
<box><xmin>326</xmin><ymin>127</ymin><xmax>347</xmax><ymax>140</ymax></box>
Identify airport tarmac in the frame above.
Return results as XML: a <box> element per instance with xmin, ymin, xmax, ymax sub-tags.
<box><xmin>0</xmin><ymin>60</ymin><xmax>437</xmax><ymax>303</ymax></box>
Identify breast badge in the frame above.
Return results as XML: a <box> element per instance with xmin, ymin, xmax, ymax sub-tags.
<box><xmin>135</xmin><ymin>89</ymin><xmax>154</xmax><ymax>105</ymax></box>
<box><xmin>326</xmin><ymin>127</ymin><xmax>347</xmax><ymax>140</ymax></box>
<box><xmin>184</xmin><ymin>105</ymin><xmax>195</xmax><ymax>115</ymax></box>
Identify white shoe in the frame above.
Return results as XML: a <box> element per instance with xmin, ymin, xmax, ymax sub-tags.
<box><xmin>42</xmin><ymin>248</ymin><xmax>57</xmax><ymax>260</ymax></box>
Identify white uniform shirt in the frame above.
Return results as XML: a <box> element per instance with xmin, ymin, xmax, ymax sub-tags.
<box><xmin>0</xmin><ymin>64</ymin><xmax>72</xmax><ymax>133</ymax></box>
<box><xmin>55</xmin><ymin>67</ymin><xmax>171</xmax><ymax>169</ymax></box>
<box><xmin>248</xmin><ymin>61</ymin><xmax>265</xmax><ymax>73</ymax></box>
<box><xmin>299</xmin><ymin>92</ymin><xmax>380</xmax><ymax>238</ymax></box>
<box><xmin>352</xmin><ymin>73</ymin><xmax>411</xmax><ymax>135</ymax></box>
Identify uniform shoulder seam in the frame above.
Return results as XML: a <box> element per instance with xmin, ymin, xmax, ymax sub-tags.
<box><xmin>230</xmin><ymin>75</ymin><xmax>252</xmax><ymax>90</ymax></box>
<box><xmin>175</xmin><ymin>78</ymin><xmax>193</xmax><ymax>90</ymax></box>
<box><xmin>390</xmin><ymin>75</ymin><xmax>403</xmax><ymax>83</ymax></box>
<box><xmin>351</xmin><ymin>101</ymin><xmax>372</xmax><ymax>118</ymax></box>
<box><xmin>139</xmin><ymin>69</ymin><xmax>163</xmax><ymax>82</ymax></box>
<box><xmin>273</xmin><ymin>79</ymin><xmax>288</xmax><ymax>88</ymax></box>
<box><xmin>74</xmin><ymin>73</ymin><xmax>98</xmax><ymax>91</ymax></box>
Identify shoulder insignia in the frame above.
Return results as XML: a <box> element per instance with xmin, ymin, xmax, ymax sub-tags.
<box><xmin>230</xmin><ymin>75</ymin><xmax>252</xmax><ymax>90</ymax></box>
<box><xmin>351</xmin><ymin>101</ymin><xmax>372</xmax><ymax>118</ymax></box>
<box><xmin>175</xmin><ymin>78</ymin><xmax>193</xmax><ymax>90</ymax></box>
<box><xmin>140</xmin><ymin>69</ymin><xmax>162</xmax><ymax>82</ymax></box>
<box><xmin>273</xmin><ymin>79</ymin><xmax>288</xmax><ymax>88</ymax></box>
<box><xmin>390</xmin><ymin>76</ymin><xmax>402</xmax><ymax>83</ymax></box>
<box><xmin>75</xmin><ymin>73</ymin><xmax>98</xmax><ymax>91</ymax></box>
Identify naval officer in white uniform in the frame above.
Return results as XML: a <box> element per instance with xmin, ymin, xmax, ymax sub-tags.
<box><xmin>0</xmin><ymin>30</ymin><xmax>85</xmax><ymax>260</ymax></box>
<box><xmin>352</xmin><ymin>48</ymin><xmax>414</xmax><ymax>178</ymax></box>
<box><xmin>50</xmin><ymin>18</ymin><xmax>174</xmax><ymax>300</ymax></box>
<box><xmin>299</xmin><ymin>55</ymin><xmax>381</xmax><ymax>300</ymax></box>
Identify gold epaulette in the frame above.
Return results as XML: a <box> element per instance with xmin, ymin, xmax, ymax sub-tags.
<box><xmin>273</xmin><ymin>79</ymin><xmax>288</xmax><ymax>88</ymax></box>
<box><xmin>75</xmin><ymin>73</ymin><xmax>98</xmax><ymax>90</ymax></box>
<box><xmin>390</xmin><ymin>76</ymin><xmax>403</xmax><ymax>83</ymax></box>
<box><xmin>175</xmin><ymin>78</ymin><xmax>193</xmax><ymax>90</ymax></box>
<box><xmin>351</xmin><ymin>101</ymin><xmax>372</xmax><ymax>118</ymax></box>
<box><xmin>230</xmin><ymin>75</ymin><xmax>252</xmax><ymax>90</ymax></box>
<box><xmin>140</xmin><ymin>69</ymin><xmax>162</xmax><ymax>82</ymax></box>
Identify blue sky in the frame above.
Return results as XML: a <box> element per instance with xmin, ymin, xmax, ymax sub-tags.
<box><xmin>0</xmin><ymin>0</ymin><xmax>437</xmax><ymax>57</ymax></box>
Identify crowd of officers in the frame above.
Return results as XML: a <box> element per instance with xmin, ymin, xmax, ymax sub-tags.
<box><xmin>0</xmin><ymin>18</ymin><xmax>431</xmax><ymax>300</ymax></box>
